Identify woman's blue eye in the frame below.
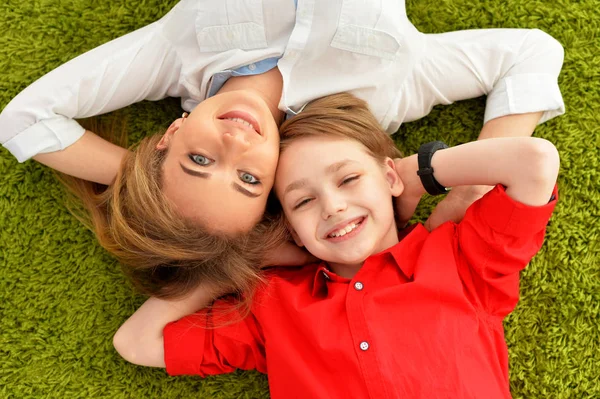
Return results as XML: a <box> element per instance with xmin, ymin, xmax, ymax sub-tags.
<box><xmin>189</xmin><ymin>154</ymin><xmax>211</xmax><ymax>166</ymax></box>
<box><xmin>240</xmin><ymin>172</ymin><xmax>259</xmax><ymax>185</ymax></box>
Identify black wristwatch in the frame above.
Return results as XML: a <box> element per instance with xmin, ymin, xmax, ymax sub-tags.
<box><xmin>417</xmin><ymin>141</ymin><xmax>450</xmax><ymax>196</ymax></box>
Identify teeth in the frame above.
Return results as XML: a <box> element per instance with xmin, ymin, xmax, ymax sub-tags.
<box><xmin>329</xmin><ymin>222</ymin><xmax>360</xmax><ymax>238</ymax></box>
<box><xmin>226</xmin><ymin>117</ymin><xmax>254</xmax><ymax>130</ymax></box>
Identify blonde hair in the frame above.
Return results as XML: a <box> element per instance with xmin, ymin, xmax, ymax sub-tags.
<box><xmin>58</xmin><ymin>117</ymin><xmax>282</xmax><ymax>301</ymax></box>
<box><xmin>279</xmin><ymin>92</ymin><xmax>401</xmax><ymax>161</ymax></box>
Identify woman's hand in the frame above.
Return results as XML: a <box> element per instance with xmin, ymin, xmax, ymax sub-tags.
<box><xmin>262</xmin><ymin>240</ymin><xmax>318</xmax><ymax>268</ymax></box>
<box><xmin>424</xmin><ymin>185</ymin><xmax>492</xmax><ymax>231</ymax></box>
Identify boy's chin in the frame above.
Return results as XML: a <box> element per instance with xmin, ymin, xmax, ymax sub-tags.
<box><xmin>328</xmin><ymin>253</ymin><xmax>370</xmax><ymax>267</ymax></box>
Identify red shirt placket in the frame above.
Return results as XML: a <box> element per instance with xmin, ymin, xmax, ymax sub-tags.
<box><xmin>345</xmin><ymin>256</ymin><xmax>389</xmax><ymax>399</ymax></box>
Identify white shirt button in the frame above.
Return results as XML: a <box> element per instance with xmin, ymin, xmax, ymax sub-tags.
<box><xmin>248</xmin><ymin>63</ymin><xmax>257</xmax><ymax>71</ymax></box>
<box><xmin>227</xmin><ymin>31</ymin><xmax>236</xmax><ymax>40</ymax></box>
<box><xmin>354</xmin><ymin>282</ymin><xmax>364</xmax><ymax>291</ymax></box>
<box><xmin>360</xmin><ymin>341</ymin><xmax>369</xmax><ymax>351</ymax></box>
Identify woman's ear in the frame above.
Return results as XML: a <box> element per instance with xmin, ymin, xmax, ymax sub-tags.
<box><xmin>383</xmin><ymin>157</ymin><xmax>404</xmax><ymax>197</ymax></box>
<box><xmin>285</xmin><ymin>219</ymin><xmax>304</xmax><ymax>247</ymax></box>
<box><xmin>156</xmin><ymin>116</ymin><xmax>185</xmax><ymax>150</ymax></box>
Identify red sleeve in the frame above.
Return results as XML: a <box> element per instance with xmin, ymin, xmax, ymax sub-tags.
<box><xmin>456</xmin><ymin>184</ymin><xmax>558</xmax><ymax>317</ymax></box>
<box><xmin>163</xmin><ymin>298</ymin><xmax>266</xmax><ymax>377</ymax></box>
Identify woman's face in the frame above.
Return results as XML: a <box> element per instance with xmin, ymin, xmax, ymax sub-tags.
<box><xmin>158</xmin><ymin>90</ymin><xmax>280</xmax><ymax>234</ymax></box>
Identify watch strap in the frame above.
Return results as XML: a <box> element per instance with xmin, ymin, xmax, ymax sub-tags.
<box><xmin>417</xmin><ymin>141</ymin><xmax>449</xmax><ymax>196</ymax></box>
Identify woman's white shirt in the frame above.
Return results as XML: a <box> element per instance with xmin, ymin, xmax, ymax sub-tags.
<box><xmin>0</xmin><ymin>0</ymin><xmax>565</xmax><ymax>162</ymax></box>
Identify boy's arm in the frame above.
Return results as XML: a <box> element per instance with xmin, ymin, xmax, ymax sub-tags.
<box><xmin>395</xmin><ymin>135</ymin><xmax>559</xmax><ymax>214</ymax></box>
<box><xmin>396</xmin><ymin>136</ymin><xmax>558</xmax><ymax>317</ymax></box>
<box><xmin>113</xmin><ymin>283</ymin><xmax>219</xmax><ymax>368</ymax></box>
<box><xmin>394</xmin><ymin>111</ymin><xmax>553</xmax><ymax>227</ymax></box>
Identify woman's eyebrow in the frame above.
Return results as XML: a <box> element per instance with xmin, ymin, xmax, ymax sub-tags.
<box><xmin>180</xmin><ymin>163</ymin><xmax>210</xmax><ymax>178</ymax></box>
<box><xmin>232</xmin><ymin>183</ymin><xmax>261</xmax><ymax>198</ymax></box>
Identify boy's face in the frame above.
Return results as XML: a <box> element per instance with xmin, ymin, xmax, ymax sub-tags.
<box><xmin>275</xmin><ymin>136</ymin><xmax>404</xmax><ymax>267</ymax></box>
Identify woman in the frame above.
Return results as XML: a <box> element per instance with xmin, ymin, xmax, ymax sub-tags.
<box><xmin>0</xmin><ymin>0</ymin><xmax>565</xmax><ymax>299</ymax></box>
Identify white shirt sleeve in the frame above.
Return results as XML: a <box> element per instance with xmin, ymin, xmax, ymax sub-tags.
<box><xmin>0</xmin><ymin>19</ymin><xmax>182</xmax><ymax>162</ymax></box>
<box><xmin>398</xmin><ymin>28</ymin><xmax>565</xmax><ymax>126</ymax></box>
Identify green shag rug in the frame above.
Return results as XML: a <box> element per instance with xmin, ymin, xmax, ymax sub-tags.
<box><xmin>1</xmin><ymin>1</ymin><xmax>598</xmax><ymax>398</ymax></box>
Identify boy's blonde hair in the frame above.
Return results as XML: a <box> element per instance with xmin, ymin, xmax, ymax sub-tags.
<box><xmin>279</xmin><ymin>92</ymin><xmax>401</xmax><ymax>162</ymax></box>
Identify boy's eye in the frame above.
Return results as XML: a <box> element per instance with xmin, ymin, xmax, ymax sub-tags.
<box><xmin>341</xmin><ymin>175</ymin><xmax>359</xmax><ymax>185</ymax></box>
<box><xmin>293</xmin><ymin>198</ymin><xmax>312</xmax><ymax>210</ymax></box>
<box><xmin>189</xmin><ymin>154</ymin><xmax>212</xmax><ymax>166</ymax></box>
<box><xmin>240</xmin><ymin>172</ymin><xmax>260</xmax><ymax>185</ymax></box>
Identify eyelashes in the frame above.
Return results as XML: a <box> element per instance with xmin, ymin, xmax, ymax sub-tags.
<box><xmin>188</xmin><ymin>153</ymin><xmax>261</xmax><ymax>185</ymax></box>
<box><xmin>292</xmin><ymin>175</ymin><xmax>361</xmax><ymax>210</ymax></box>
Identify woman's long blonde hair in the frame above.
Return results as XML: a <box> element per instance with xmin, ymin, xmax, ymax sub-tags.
<box><xmin>58</xmin><ymin>117</ymin><xmax>283</xmax><ymax>301</ymax></box>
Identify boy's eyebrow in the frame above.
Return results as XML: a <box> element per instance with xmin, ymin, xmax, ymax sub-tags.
<box><xmin>283</xmin><ymin>159</ymin><xmax>357</xmax><ymax>196</ymax></box>
<box><xmin>283</xmin><ymin>178</ymin><xmax>308</xmax><ymax>196</ymax></box>
<box><xmin>326</xmin><ymin>159</ymin><xmax>356</xmax><ymax>174</ymax></box>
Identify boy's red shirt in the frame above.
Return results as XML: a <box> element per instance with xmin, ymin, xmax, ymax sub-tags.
<box><xmin>164</xmin><ymin>184</ymin><xmax>558</xmax><ymax>399</ymax></box>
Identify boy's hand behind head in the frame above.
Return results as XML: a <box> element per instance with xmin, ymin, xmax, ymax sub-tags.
<box><xmin>424</xmin><ymin>185</ymin><xmax>492</xmax><ymax>231</ymax></box>
<box><xmin>393</xmin><ymin>155</ymin><xmax>425</xmax><ymax>228</ymax></box>
<box><xmin>262</xmin><ymin>240</ymin><xmax>319</xmax><ymax>268</ymax></box>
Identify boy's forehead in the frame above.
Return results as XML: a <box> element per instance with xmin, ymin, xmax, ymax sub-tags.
<box><xmin>275</xmin><ymin>138</ymin><xmax>372</xmax><ymax>186</ymax></box>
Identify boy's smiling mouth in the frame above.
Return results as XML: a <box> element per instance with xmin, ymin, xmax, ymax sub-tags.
<box><xmin>324</xmin><ymin>216</ymin><xmax>367</xmax><ymax>242</ymax></box>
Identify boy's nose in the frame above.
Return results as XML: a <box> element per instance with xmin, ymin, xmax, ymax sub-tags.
<box><xmin>321</xmin><ymin>196</ymin><xmax>347</xmax><ymax>219</ymax></box>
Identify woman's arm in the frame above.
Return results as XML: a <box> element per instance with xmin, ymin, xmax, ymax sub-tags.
<box><xmin>33</xmin><ymin>130</ymin><xmax>129</xmax><ymax>185</ymax></box>
<box><xmin>113</xmin><ymin>284</ymin><xmax>220</xmax><ymax>368</ymax></box>
<box><xmin>402</xmin><ymin>29</ymin><xmax>564</xmax><ymax>127</ymax></box>
<box><xmin>0</xmin><ymin>6</ymin><xmax>182</xmax><ymax>182</ymax></box>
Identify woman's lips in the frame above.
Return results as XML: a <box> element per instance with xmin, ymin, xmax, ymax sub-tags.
<box><xmin>217</xmin><ymin>110</ymin><xmax>262</xmax><ymax>135</ymax></box>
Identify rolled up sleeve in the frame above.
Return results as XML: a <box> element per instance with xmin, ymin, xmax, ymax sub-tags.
<box><xmin>457</xmin><ymin>184</ymin><xmax>558</xmax><ymax>317</ymax></box>
<box><xmin>0</xmin><ymin>15</ymin><xmax>182</xmax><ymax>162</ymax></box>
<box><xmin>400</xmin><ymin>28</ymin><xmax>564</xmax><ymax>126</ymax></box>
<box><xmin>164</xmin><ymin>300</ymin><xmax>267</xmax><ymax>378</ymax></box>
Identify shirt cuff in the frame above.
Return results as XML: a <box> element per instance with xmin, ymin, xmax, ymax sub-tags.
<box><xmin>163</xmin><ymin>313</ymin><xmax>209</xmax><ymax>376</ymax></box>
<box><xmin>477</xmin><ymin>184</ymin><xmax>558</xmax><ymax>237</ymax></box>
<box><xmin>2</xmin><ymin>117</ymin><xmax>85</xmax><ymax>162</ymax></box>
<box><xmin>484</xmin><ymin>73</ymin><xmax>565</xmax><ymax>125</ymax></box>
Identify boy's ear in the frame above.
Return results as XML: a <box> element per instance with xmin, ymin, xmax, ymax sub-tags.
<box><xmin>156</xmin><ymin>117</ymin><xmax>185</xmax><ymax>150</ymax></box>
<box><xmin>383</xmin><ymin>157</ymin><xmax>404</xmax><ymax>197</ymax></box>
<box><xmin>285</xmin><ymin>219</ymin><xmax>304</xmax><ymax>247</ymax></box>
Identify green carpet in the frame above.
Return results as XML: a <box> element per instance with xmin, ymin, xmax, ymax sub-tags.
<box><xmin>0</xmin><ymin>0</ymin><xmax>598</xmax><ymax>398</ymax></box>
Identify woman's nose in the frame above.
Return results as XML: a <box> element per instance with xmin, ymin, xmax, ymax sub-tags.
<box><xmin>222</xmin><ymin>130</ymin><xmax>251</xmax><ymax>151</ymax></box>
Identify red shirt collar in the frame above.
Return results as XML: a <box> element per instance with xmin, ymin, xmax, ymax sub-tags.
<box><xmin>311</xmin><ymin>224</ymin><xmax>429</xmax><ymax>297</ymax></box>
